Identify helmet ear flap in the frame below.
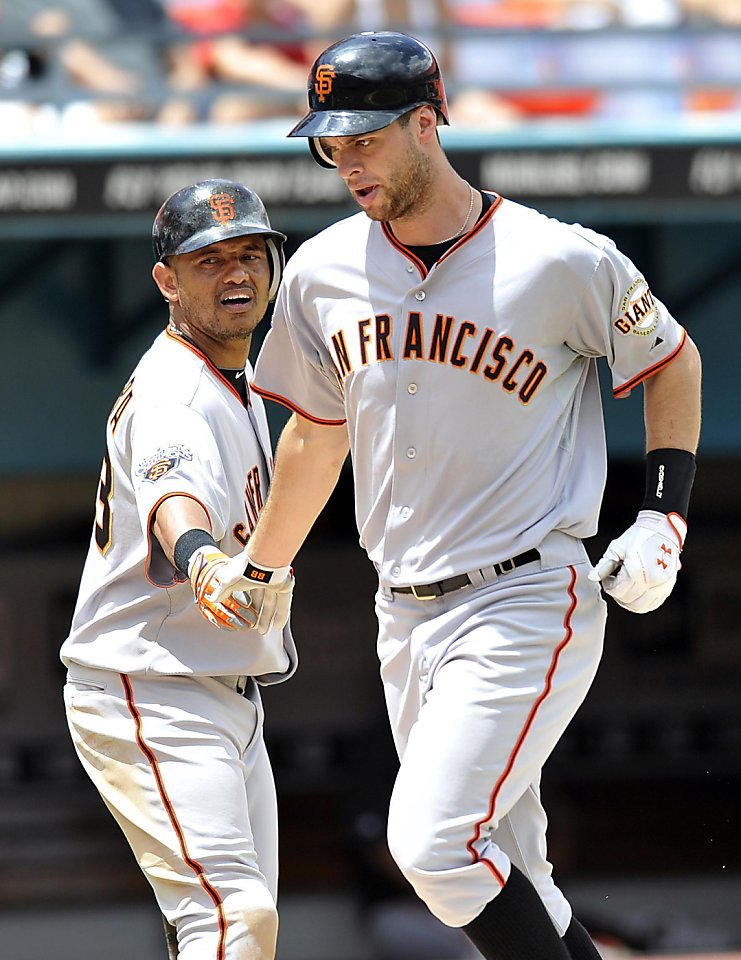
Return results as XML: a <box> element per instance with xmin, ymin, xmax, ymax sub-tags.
<box><xmin>266</xmin><ymin>238</ymin><xmax>284</xmax><ymax>301</ymax></box>
<box><xmin>309</xmin><ymin>138</ymin><xmax>336</xmax><ymax>169</ymax></box>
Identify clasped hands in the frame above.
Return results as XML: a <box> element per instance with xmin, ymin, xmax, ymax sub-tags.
<box><xmin>589</xmin><ymin>509</ymin><xmax>687</xmax><ymax>613</ymax></box>
<box><xmin>188</xmin><ymin>546</ymin><xmax>293</xmax><ymax>633</ymax></box>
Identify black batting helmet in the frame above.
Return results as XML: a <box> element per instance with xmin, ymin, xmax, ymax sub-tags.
<box><xmin>288</xmin><ymin>31</ymin><xmax>449</xmax><ymax>168</ymax></box>
<box><xmin>152</xmin><ymin>179</ymin><xmax>286</xmax><ymax>299</ymax></box>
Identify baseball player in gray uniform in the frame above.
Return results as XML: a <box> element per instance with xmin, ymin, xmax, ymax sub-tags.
<box><xmin>61</xmin><ymin>180</ymin><xmax>296</xmax><ymax>960</ymax></box>
<box><xmin>244</xmin><ymin>31</ymin><xmax>702</xmax><ymax>960</ymax></box>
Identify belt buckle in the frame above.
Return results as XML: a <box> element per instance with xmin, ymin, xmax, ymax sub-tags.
<box><xmin>411</xmin><ymin>583</ymin><xmax>438</xmax><ymax>601</ymax></box>
<box><xmin>495</xmin><ymin>557</ymin><xmax>516</xmax><ymax>576</ymax></box>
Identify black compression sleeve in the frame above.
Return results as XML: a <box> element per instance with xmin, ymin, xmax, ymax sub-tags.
<box><xmin>641</xmin><ymin>448</ymin><xmax>696</xmax><ymax>519</ymax></box>
<box><xmin>173</xmin><ymin>529</ymin><xmax>217</xmax><ymax>576</ymax></box>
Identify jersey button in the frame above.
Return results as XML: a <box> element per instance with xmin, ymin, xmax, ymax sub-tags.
<box><xmin>406</xmin><ymin>447</ymin><xmax>416</xmax><ymax>459</ymax></box>
<box><xmin>401</xmin><ymin>507</ymin><xmax>411</xmax><ymax>519</ymax></box>
<box><xmin>407</xmin><ymin>383</ymin><xmax>418</xmax><ymax>395</ymax></box>
<box><xmin>414</xmin><ymin>291</ymin><xmax>425</xmax><ymax>301</ymax></box>
<box><xmin>392</xmin><ymin>566</ymin><xmax>401</xmax><ymax>578</ymax></box>
<box><xmin>406</xmin><ymin>265</ymin><xmax>415</xmax><ymax>273</ymax></box>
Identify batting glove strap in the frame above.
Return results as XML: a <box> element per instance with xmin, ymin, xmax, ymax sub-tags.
<box><xmin>233</xmin><ymin>553</ymin><xmax>294</xmax><ymax>636</ymax></box>
<box><xmin>588</xmin><ymin>510</ymin><xmax>687</xmax><ymax>614</ymax></box>
<box><xmin>242</xmin><ymin>559</ymin><xmax>293</xmax><ymax>586</ymax></box>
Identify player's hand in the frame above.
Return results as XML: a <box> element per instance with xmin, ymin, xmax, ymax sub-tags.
<box><xmin>233</xmin><ymin>556</ymin><xmax>294</xmax><ymax>636</ymax></box>
<box><xmin>588</xmin><ymin>510</ymin><xmax>687</xmax><ymax>614</ymax></box>
<box><xmin>188</xmin><ymin>546</ymin><xmax>257</xmax><ymax>631</ymax></box>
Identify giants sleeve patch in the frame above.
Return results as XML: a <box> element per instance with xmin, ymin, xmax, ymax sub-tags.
<box><xmin>613</xmin><ymin>277</ymin><xmax>659</xmax><ymax>337</ymax></box>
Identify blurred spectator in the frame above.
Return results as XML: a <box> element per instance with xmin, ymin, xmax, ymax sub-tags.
<box><xmin>680</xmin><ymin>0</ymin><xmax>741</xmax><ymax>24</ymax></box>
<box><xmin>446</xmin><ymin>1</ymin><xmax>601</xmax><ymax>126</ymax></box>
<box><xmin>443</xmin><ymin>0</ymin><xmax>722</xmax><ymax>126</ymax></box>
<box><xmin>4</xmin><ymin>0</ymin><xmax>741</xmax><ymax>133</ymax></box>
<box><xmin>679</xmin><ymin>0</ymin><xmax>741</xmax><ymax>115</ymax></box>
<box><xmin>561</xmin><ymin>0</ymin><xmax>687</xmax><ymax>123</ymax></box>
<box><xmin>0</xmin><ymin>2</ymin><xmax>50</xmax><ymax>135</ymax></box>
<box><xmin>558</xmin><ymin>0</ymin><xmax>681</xmax><ymax>28</ymax></box>
<box><xmin>156</xmin><ymin>0</ymin><xmax>342</xmax><ymax>125</ymax></box>
<box><xmin>156</xmin><ymin>0</ymin><xmax>457</xmax><ymax>126</ymax></box>
<box><xmin>346</xmin><ymin>0</ymin><xmax>450</xmax><ymax>36</ymax></box>
<box><xmin>1</xmin><ymin>0</ymin><xmax>162</xmax><ymax>130</ymax></box>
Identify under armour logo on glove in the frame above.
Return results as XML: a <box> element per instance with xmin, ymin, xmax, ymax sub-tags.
<box><xmin>588</xmin><ymin>510</ymin><xmax>687</xmax><ymax>614</ymax></box>
<box><xmin>657</xmin><ymin>543</ymin><xmax>673</xmax><ymax>570</ymax></box>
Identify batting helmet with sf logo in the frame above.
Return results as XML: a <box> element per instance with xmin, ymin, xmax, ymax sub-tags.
<box><xmin>152</xmin><ymin>179</ymin><xmax>287</xmax><ymax>299</ymax></box>
<box><xmin>289</xmin><ymin>31</ymin><xmax>449</xmax><ymax>168</ymax></box>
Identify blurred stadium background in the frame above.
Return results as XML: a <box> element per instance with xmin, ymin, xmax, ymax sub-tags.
<box><xmin>1</xmin><ymin>1</ymin><xmax>741</xmax><ymax>958</ymax></box>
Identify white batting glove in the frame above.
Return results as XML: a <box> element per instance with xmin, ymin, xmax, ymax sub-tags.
<box><xmin>233</xmin><ymin>555</ymin><xmax>294</xmax><ymax>636</ymax></box>
<box><xmin>188</xmin><ymin>546</ymin><xmax>257</xmax><ymax>631</ymax></box>
<box><xmin>588</xmin><ymin>510</ymin><xmax>687</xmax><ymax>613</ymax></box>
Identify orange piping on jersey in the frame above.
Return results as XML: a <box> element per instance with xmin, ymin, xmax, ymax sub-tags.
<box><xmin>381</xmin><ymin>222</ymin><xmax>428</xmax><ymax>279</ymax></box>
<box><xmin>165</xmin><ymin>327</ymin><xmax>245</xmax><ymax>407</ymax></box>
<box><xmin>381</xmin><ymin>191</ymin><xmax>503</xmax><ymax>275</ymax></box>
<box><xmin>145</xmin><ymin>492</ymin><xmax>213</xmax><ymax>588</ymax></box>
<box><xmin>121</xmin><ymin>673</ymin><xmax>228</xmax><ymax>960</ymax></box>
<box><xmin>465</xmin><ymin>564</ymin><xmax>578</xmax><ymax>886</ymax></box>
<box><xmin>614</xmin><ymin>329</ymin><xmax>687</xmax><ymax>399</ymax></box>
<box><xmin>249</xmin><ymin>381</ymin><xmax>347</xmax><ymax>426</ymax></box>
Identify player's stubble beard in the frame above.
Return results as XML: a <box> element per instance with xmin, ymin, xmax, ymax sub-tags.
<box><xmin>362</xmin><ymin>133</ymin><xmax>435</xmax><ymax>225</ymax></box>
<box><xmin>175</xmin><ymin>285</ymin><xmax>265</xmax><ymax>347</ymax></box>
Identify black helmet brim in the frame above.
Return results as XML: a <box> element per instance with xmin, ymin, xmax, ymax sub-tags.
<box><xmin>290</xmin><ymin>102</ymin><xmax>444</xmax><ymax>169</ymax></box>
<box><xmin>288</xmin><ymin>107</ymin><xmax>410</xmax><ymax>140</ymax></box>
<box><xmin>166</xmin><ymin>223</ymin><xmax>287</xmax><ymax>258</ymax></box>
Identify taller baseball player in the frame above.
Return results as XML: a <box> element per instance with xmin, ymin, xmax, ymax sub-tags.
<box><xmin>246</xmin><ymin>31</ymin><xmax>702</xmax><ymax>960</ymax></box>
<box><xmin>61</xmin><ymin>180</ymin><xmax>296</xmax><ymax>960</ymax></box>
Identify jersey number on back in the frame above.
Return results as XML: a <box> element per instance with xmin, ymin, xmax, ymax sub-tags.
<box><xmin>94</xmin><ymin>378</ymin><xmax>134</xmax><ymax>556</ymax></box>
<box><xmin>94</xmin><ymin>451</ymin><xmax>113</xmax><ymax>555</ymax></box>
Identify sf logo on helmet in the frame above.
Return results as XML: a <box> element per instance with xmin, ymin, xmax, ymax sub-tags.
<box><xmin>209</xmin><ymin>192</ymin><xmax>236</xmax><ymax>226</ymax></box>
<box><xmin>314</xmin><ymin>64</ymin><xmax>336</xmax><ymax>103</ymax></box>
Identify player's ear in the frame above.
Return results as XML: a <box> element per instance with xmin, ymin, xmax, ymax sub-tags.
<box><xmin>152</xmin><ymin>260</ymin><xmax>178</xmax><ymax>303</ymax></box>
<box><xmin>416</xmin><ymin>105</ymin><xmax>439</xmax><ymax>146</ymax></box>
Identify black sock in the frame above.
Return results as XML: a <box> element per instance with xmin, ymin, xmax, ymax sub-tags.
<box><xmin>162</xmin><ymin>914</ymin><xmax>178</xmax><ymax>960</ymax></box>
<box><xmin>562</xmin><ymin>915</ymin><xmax>603</xmax><ymax>959</ymax></box>
<box><xmin>462</xmin><ymin>865</ymin><xmax>571</xmax><ymax>960</ymax></box>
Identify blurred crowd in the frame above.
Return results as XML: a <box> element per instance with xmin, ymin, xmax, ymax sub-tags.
<box><xmin>2</xmin><ymin>0</ymin><xmax>741</xmax><ymax>137</ymax></box>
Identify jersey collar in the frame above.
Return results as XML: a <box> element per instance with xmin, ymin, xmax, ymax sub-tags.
<box><xmin>381</xmin><ymin>191</ymin><xmax>503</xmax><ymax>279</ymax></box>
<box><xmin>165</xmin><ymin>326</ymin><xmax>248</xmax><ymax>407</ymax></box>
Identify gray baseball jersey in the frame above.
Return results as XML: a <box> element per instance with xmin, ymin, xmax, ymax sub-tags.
<box><xmin>252</xmin><ymin>194</ymin><xmax>686</xmax><ymax>588</ymax></box>
<box><xmin>251</xmin><ymin>192</ymin><xmax>690</xmax><ymax>932</ymax></box>
<box><xmin>62</xmin><ymin>327</ymin><xmax>297</xmax><ymax>681</ymax></box>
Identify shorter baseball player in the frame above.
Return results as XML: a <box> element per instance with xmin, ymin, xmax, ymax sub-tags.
<box><xmin>244</xmin><ymin>32</ymin><xmax>702</xmax><ymax>960</ymax></box>
<box><xmin>61</xmin><ymin>180</ymin><xmax>295</xmax><ymax>960</ymax></box>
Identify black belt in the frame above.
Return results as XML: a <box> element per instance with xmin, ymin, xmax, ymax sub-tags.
<box><xmin>392</xmin><ymin>549</ymin><xmax>540</xmax><ymax>601</ymax></box>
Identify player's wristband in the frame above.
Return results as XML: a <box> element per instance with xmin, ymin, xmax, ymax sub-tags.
<box><xmin>173</xmin><ymin>529</ymin><xmax>218</xmax><ymax>576</ymax></box>
<box><xmin>641</xmin><ymin>448</ymin><xmax>696</xmax><ymax>519</ymax></box>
